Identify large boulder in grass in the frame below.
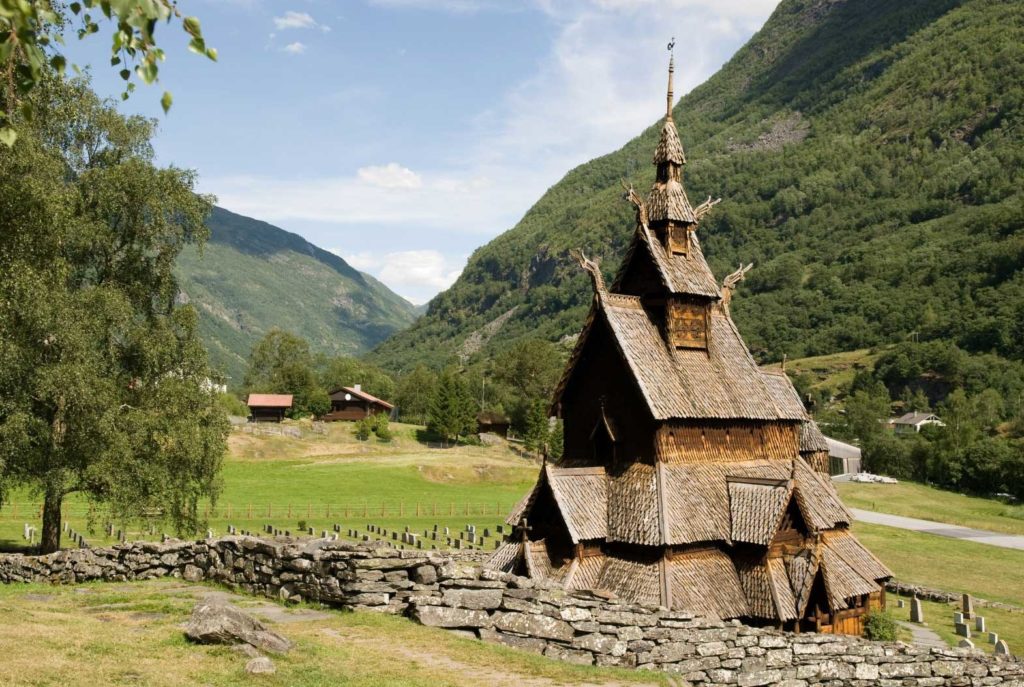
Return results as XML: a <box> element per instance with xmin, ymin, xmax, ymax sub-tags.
<box><xmin>185</xmin><ymin>602</ymin><xmax>293</xmax><ymax>654</ymax></box>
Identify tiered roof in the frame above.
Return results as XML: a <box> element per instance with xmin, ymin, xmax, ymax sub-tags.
<box><xmin>493</xmin><ymin>55</ymin><xmax>890</xmax><ymax>628</ymax></box>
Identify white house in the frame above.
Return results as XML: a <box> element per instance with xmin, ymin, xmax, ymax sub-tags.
<box><xmin>892</xmin><ymin>411</ymin><xmax>945</xmax><ymax>434</ymax></box>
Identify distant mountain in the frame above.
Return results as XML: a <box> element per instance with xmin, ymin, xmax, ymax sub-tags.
<box><xmin>370</xmin><ymin>0</ymin><xmax>1024</xmax><ymax>371</ymax></box>
<box><xmin>176</xmin><ymin>206</ymin><xmax>417</xmax><ymax>384</ymax></box>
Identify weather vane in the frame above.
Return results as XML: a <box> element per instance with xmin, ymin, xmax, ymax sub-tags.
<box><xmin>667</xmin><ymin>37</ymin><xmax>675</xmax><ymax>53</ymax></box>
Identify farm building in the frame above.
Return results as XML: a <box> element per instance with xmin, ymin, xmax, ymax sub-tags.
<box><xmin>246</xmin><ymin>394</ymin><xmax>293</xmax><ymax>423</ymax></box>
<box><xmin>489</xmin><ymin>57</ymin><xmax>890</xmax><ymax>636</ymax></box>
<box><xmin>825</xmin><ymin>437</ymin><xmax>862</xmax><ymax>476</ymax></box>
<box><xmin>322</xmin><ymin>385</ymin><xmax>394</xmax><ymax>422</ymax></box>
<box><xmin>892</xmin><ymin>411</ymin><xmax>945</xmax><ymax>434</ymax></box>
<box><xmin>477</xmin><ymin>411</ymin><xmax>511</xmax><ymax>437</ymax></box>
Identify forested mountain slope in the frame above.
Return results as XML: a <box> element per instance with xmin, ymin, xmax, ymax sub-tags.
<box><xmin>370</xmin><ymin>0</ymin><xmax>1024</xmax><ymax>371</ymax></box>
<box><xmin>176</xmin><ymin>207</ymin><xmax>416</xmax><ymax>383</ymax></box>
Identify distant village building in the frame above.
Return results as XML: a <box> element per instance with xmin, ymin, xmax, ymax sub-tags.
<box><xmin>892</xmin><ymin>412</ymin><xmax>944</xmax><ymax>434</ymax></box>
<box><xmin>246</xmin><ymin>394</ymin><xmax>293</xmax><ymax>423</ymax></box>
<box><xmin>825</xmin><ymin>437</ymin><xmax>862</xmax><ymax>476</ymax></box>
<box><xmin>323</xmin><ymin>385</ymin><xmax>394</xmax><ymax>422</ymax></box>
<box><xmin>489</xmin><ymin>57</ymin><xmax>891</xmax><ymax>636</ymax></box>
<box><xmin>477</xmin><ymin>411</ymin><xmax>511</xmax><ymax>437</ymax></box>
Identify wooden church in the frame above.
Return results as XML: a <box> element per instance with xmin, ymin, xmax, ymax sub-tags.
<box><xmin>489</xmin><ymin>57</ymin><xmax>891</xmax><ymax>636</ymax></box>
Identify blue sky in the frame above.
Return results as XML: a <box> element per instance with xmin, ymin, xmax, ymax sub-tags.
<box><xmin>65</xmin><ymin>0</ymin><xmax>778</xmax><ymax>303</ymax></box>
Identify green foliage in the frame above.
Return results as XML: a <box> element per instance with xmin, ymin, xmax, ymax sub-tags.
<box><xmin>371</xmin><ymin>0</ymin><xmax>1024</xmax><ymax>380</ymax></box>
<box><xmin>863</xmin><ymin>610</ymin><xmax>899</xmax><ymax>641</ymax></box>
<box><xmin>243</xmin><ymin>329</ymin><xmax>322</xmax><ymax>417</ymax></box>
<box><xmin>353</xmin><ymin>417</ymin><xmax>373</xmax><ymax>442</ymax></box>
<box><xmin>176</xmin><ymin>207</ymin><xmax>416</xmax><ymax>384</ymax></box>
<box><xmin>394</xmin><ymin>364</ymin><xmax>438</xmax><ymax>425</ymax></box>
<box><xmin>0</xmin><ymin>75</ymin><xmax>227</xmax><ymax>551</ymax></box>
<box><xmin>372</xmin><ymin>412</ymin><xmax>393</xmax><ymax>442</ymax></box>
<box><xmin>214</xmin><ymin>392</ymin><xmax>249</xmax><ymax>418</ymax></box>
<box><xmin>0</xmin><ymin>0</ymin><xmax>216</xmax><ymax>144</ymax></box>
<box><xmin>492</xmin><ymin>339</ymin><xmax>565</xmax><ymax>432</ymax></box>
<box><xmin>428</xmin><ymin>369</ymin><xmax>476</xmax><ymax>444</ymax></box>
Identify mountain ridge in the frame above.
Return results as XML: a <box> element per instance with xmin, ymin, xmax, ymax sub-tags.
<box><xmin>369</xmin><ymin>0</ymin><xmax>1024</xmax><ymax>371</ymax></box>
<box><xmin>176</xmin><ymin>206</ymin><xmax>417</xmax><ymax>383</ymax></box>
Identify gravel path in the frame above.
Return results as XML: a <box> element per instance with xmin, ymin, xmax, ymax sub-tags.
<box><xmin>897</xmin><ymin>621</ymin><xmax>947</xmax><ymax>650</ymax></box>
<box><xmin>851</xmin><ymin>509</ymin><xmax>1024</xmax><ymax>551</ymax></box>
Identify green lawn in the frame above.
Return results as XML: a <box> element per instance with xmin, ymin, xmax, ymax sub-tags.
<box><xmin>892</xmin><ymin>596</ymin><xmax>1024</xmax><ymax>656</ymax></box>
<box><xmin>0</xmin><ymin>579</ymin><xmax>664</xmax><ymax>687</ymax></box>
<box><xmin>838</xmin><ymin>481</ymin><xmax>1024</xmax><ymax>535</ymax></box>
<box><xmin>761</xmin><ymin>348</ymin><xmax>881</xmax><ymax>394</ymax></box>
<box><xmin>0</xmin><ymin>422</ymin><xmax>538</xmax><ymax>551</ymax></box>
<box><xmin>853</xmin><ymin>522</ymin><xmax>1024</xmax><ymax>607</ymax></box>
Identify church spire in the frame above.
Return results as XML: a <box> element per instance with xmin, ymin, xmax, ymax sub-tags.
<box><xmin>649</xmin><ymin>49</ymin><xmax>694</xmax><ymax>226</ymax></box>
<box><xmin>666</xmin><ymin>52</ymin><xmax>675</xmax><ymax>120</ymax></box>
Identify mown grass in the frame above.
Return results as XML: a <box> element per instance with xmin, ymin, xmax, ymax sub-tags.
<box><xmin>889</xmin><ymin>595</ymin><xmax>1024</xmax><ymax>656</ymax></box>
<box><xmin>837</xmin><ymin>480</ymin><xmax>1024</xmax><ymax>535</ymax></box>
<box><xmin>852</xmin><ymin>522</ymin><xmax>1024</xmax><ymax>607</ymax></box>
<box><xmin>0</xmin><ymin>422</ymin><xmax>539</xmax><ymax>550</ymax></box>
<box><xmin>0</xmin><ymin>580</ymin><xmax>665</xmax><ymax>687</ymax></box>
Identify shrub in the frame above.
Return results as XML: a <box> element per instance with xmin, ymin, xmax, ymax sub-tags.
<box><xmin>373</xmin><ymin>413</ymin><xmax>393</xmax><ymax>442</ymax></box>
<box><xmin>864</xmin><ymin>610</ymin><xmax>898</xmax><ymax>641</ymax></box>
<box><xmin>297</xmin><ymin>520</ymin><xmax>307</xmax><ymax>532</ymax></box>
<box><xmin>353</xmin><ymin>418</ymin><xmax>372</xmax><ymax>441</ymax></box>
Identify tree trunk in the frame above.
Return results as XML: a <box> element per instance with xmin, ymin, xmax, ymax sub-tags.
<box><xmin>40</xmin><ymin>486</ymin><xmax>63</xmax><ymax>554</ymax></box>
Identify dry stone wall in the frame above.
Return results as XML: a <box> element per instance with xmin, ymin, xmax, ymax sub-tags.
<box><xmin>1</xmin><ymin>537</ymin><xmax>1020</xmax><ymax>687</ymax></box>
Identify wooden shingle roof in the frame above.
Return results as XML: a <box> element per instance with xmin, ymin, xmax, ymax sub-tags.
<box><xmin>595</xmin><ymin>298</ymin><xmax>806</xmax><ymax>421</ymax></box>
<box><xmin>545</xmin><ymin>466</ymin><xmax>608</xmax><ymax>543</ymax></box>
<box><xmin>648</xmin><ymin>180</ymin><xmax>696</xmax><ymax>224</ymax></box>
<box><xmin>728</xmin><ymin>478</ymin><xmax>792</xmax><ymax>546</ymax></box>
<box><xmin>669</xmin><ymin>549</ymin><xmax>750</xmax><ymax>619</ymax></box>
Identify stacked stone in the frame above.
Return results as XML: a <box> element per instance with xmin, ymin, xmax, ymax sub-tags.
<box><xmin>0</xmin><ymin>539</ymin><xmax>1020</xmax><ymax>686</ymax></box>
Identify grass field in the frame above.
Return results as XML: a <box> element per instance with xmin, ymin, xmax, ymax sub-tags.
<box><xmin>0</xmin><ymin>579</ymin><xmax>664</xmax><ymax>687</ymax></box>
<box><xmin>892</xmin><ymin>595</ymin><xmax>1024</xmax><ymax>656</ymax></box>
<box><xmin>761</xmin><ymin>348</ymin><xmax>882</xmax><ymax>394</ymax></box>
<box><xmin>837</xmin><ymin>481</ymin><xmax>1024</xmax><ymax>535</ymax></box>
<box><xmin>853</xmin><ymin>522</ymin><xmax>1024</xmax><ymax>607</ymax></box>
<box><xmin>0</xmin><ymin>422</ymin><xmax>539</xmax><ymax>550</ymax></box>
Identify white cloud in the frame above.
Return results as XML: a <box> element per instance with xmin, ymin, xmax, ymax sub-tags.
<box><xmin>283</xmin><ymin>42</ymin><xmax>306</xmax><ymax>55</ymax></box>
<box><xmin>330</xmin><ymin>249</ymin><xmax>465</xmax><ymax>304</ymax></box>
<box><xmin>367</xmin><ymin>0</ymin><xmax>505</xmax><ymax>13</ymax></box>
<box><xmin>357</xmin><ymin>163</ymin><xmax>423</xmax><ymax>190</ymax></box>
<box><xmin>211</xmin><ymin>1</ymin><xmax>778</xmax><ymax>302</ymax></box>
<box><xmin>273</xmin><ymin>11</ymin><xmax>317</xmax><ymax>30</ymax></box>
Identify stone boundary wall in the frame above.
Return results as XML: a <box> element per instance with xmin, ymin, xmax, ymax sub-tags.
<box><xmin>0</xmin><ymin>537</ymin><xmax>1020</xmax><ymax>687</ymax></box>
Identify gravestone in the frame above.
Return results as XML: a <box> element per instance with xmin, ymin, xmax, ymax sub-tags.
<box><xmin>494</xmin><ymin>540</ymin><xmax>501</xmax><ymax>549</ymax></box>
<box><xmin>955</xmin><ymin>622</ymin><xmax>971</xmax><ymax>638</ymax></box>
<box><xmin>416</xmin><ymin>540</ymin><xmax>423</xmax><ymax>549</ymax></box>
<box><xmin>910</xmin><ymin>597</ymin><xmax>924</xmax><ymax>623</ymax></box>
<box><xmin>321</xmin><ymin>530</ymin><xmax>328</xmax><ymax>539</ymax></box>
<box><xmin>496</xmin><ymin>525</ymin><xmax>504</xmax><ymax>534</ymax></box>
<box><xmin>975</xmin><ymin>616</ymin><xmax>986</xmax><ymax>632</ymax></box>
<box><xmin>483</xmin><ymin>528</ymin><xmax>490</xmax><ymax>537</ymax></box>
<box><xmin>953</xmin><ymin>612</ymin><xmax>964</xmax><ymax>625</ymax></box>
<box><xmin>962</xmin><ymin>593</ymin><xmax>974</xmax><ymax>619</ymax></box>
<box><xmin>958</xmin><ymin>638</ymin><xmax>974</xmax><ymax>649</ymax></box>
<box><xmin>392</xmin><ymin>532</ymin><xmax>398</xmax><ymax>540</ymax></box>
<box><xmin>443</xmin><ymin>527</ymin><xmax>450</xmax><ymax>536</ymax></box>
<box><xmin>454</xmin><ymin>539</ymin><xmax>462</xmax><ymax>549</ymax></box>
<box><xmin>896</xmin><ymin>599</ymin><xmax>905</xmax><ymax>609</ymax></box>
<box><xmin>431</xmin><ymin>532</ymin><xmax>437</xmax><ymax>540</ymax></box>
<box><xmin>307</xmin><ymin>527</ymin><xmax>314</xmax><ymax>535</ymax></box>
<box><xmin>994</xmin><ymin>639</ymin><xmax>1010</xmax><ymax>655</ymax></box>
<box><xmin>989</xmin><ymin>632</ymin><xmax>999</xmax><ymax>645</ymax></box>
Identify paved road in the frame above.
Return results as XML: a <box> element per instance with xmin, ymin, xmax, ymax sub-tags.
<box><xmin>851</xmin><ymin>509</ymin><xmax>1024</xmax><ymax>551</ymax></box>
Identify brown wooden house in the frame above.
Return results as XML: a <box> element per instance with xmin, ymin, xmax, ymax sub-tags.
<box><xmin>322</xmin><ymin>385</ymin><xmax>394</xmax><ymax>422</ymax></box>
<box><xmin>246</xmin><ymin>394</ymin><xmax>293</xmax><ymax>423</ymax></box>
<box><xmin>489</xmin><ymin>57</ymin><xmax>890</xmax><ymax>636</ymax></box>
<box><xmin>477</xmin><ymin>411</ymin><xmax>511</xmax><ymax>437</ymax></box>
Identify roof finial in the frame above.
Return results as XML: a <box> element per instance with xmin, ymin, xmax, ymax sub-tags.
<box><xmin>666</xmin><ymin>37</ymin><xmax>675</xmax><ymax>120</ymax></box>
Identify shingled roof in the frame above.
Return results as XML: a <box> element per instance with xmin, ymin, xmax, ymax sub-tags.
<box><xmin>562</xmin><ymin>297</ymin><xmax>808</xmax><ymax>422</ymax></box>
